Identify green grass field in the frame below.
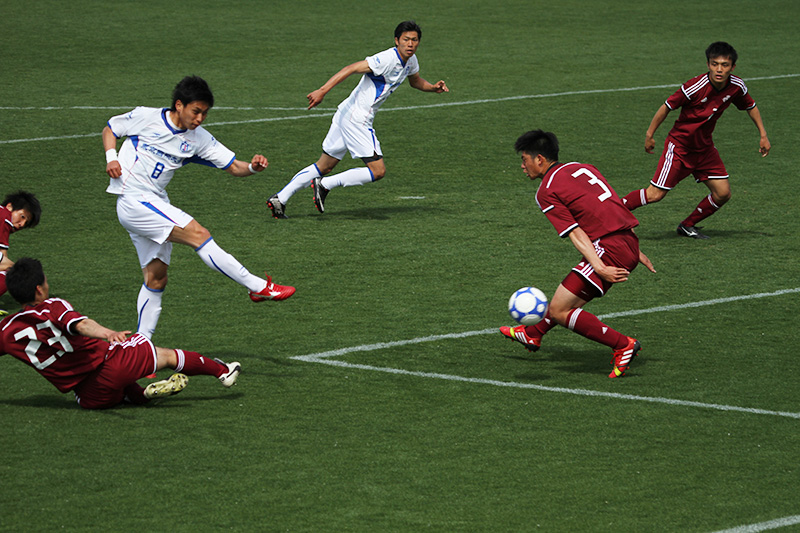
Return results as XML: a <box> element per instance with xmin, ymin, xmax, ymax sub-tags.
<box><xmin>2</xmin><ymin>0</ymin><xmax>799</xmax><ymax>531</ymax></box>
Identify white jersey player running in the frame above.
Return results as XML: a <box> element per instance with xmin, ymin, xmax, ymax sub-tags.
<box><xmin>103</xmin><ymin>76</ymin><xmax>295</xmax><ymax>339</ymax></box>
<box><xmin>267</xmin><ymin>20</ymin><xmax>449</xmax><ymax>218</ymax></box>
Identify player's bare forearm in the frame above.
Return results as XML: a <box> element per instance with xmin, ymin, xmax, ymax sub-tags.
<box><xmin>645</xmin><ymin>104</ymin><xmax>670</xmax><ymax>154</ymax></box>
<box><xmin>568</xmin><ymin>228</ymin><xmax>629</xmax><ymax>283</ymax></box>
<box><xmin>408</xmin><ymin>73</ymin><xmax>449</xmax><ymax>93</ymax></box>
<box><xmin>74</xmin><ymin>318</ymin><xmax>131</xmax><ymax>344</ymax></box>
<box><xmin>226</xmin><ymin>155</ymin><xmax>268</xmax><ymax>177</ymax></box>
<box><xmin>0</xmin><ymin>252</ymin><xmax>13</xmax><ymax>271</ymax></box>
<box><xmin>747</xmin><ymin>107</ymin><xmax>770</xmax><ymax>156</ymax></box>
<box><xmin>307</xmin><ymin>60</ymin><xmax>372</xmax><ymax>109</ymax></box>
<box><xmin>102</xmin><ymin>126</ymin><xmax>123</xmax><ymax>178</ymax></box>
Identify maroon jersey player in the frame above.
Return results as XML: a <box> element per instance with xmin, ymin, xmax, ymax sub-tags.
<box><xmin>500</xmin><ymin>130</ymin><xmax>656</xmax><ymax>378</ymax></box>
<box><xmin>0</xmin><ymin>258</ymin><xmax>241</xmax><ymax>409</ymax></box>
<box><xmin>0</xmin><ymin>191</ymin><xmax>41</xmax><ymax>305</ymax></box>
<box><xmin>622</xmin><ymin>42</ymin><xmax>770</xmax><ymax>239</ymax></box>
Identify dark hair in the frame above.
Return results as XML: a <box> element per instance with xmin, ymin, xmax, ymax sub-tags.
<box><xmin>514</xmin><ymin>130</ymin><xmax>560</xmax><ymax>162</ymax></box>
<box><xmin>171</xmin><ymin>76</ymin><xmax>214</xmax><ymax>111</ymax></box>
<box><xmin>2</xmin><ymin>190</ymin><xmax>41</xmax><ymax>229</ymax></box>
<box><xmin>395</xmin><ymin>20</ymin><xmax>422</xmax><ymax>40</ymax></box>
<box><xmin>6</xmin><ymin>257</ymin><xmax>45</xmax><ymax>305</ymax></box>
<box><xmin>705</xmin><ymin>41</ymin><xmax>737</xmax><ymax>65</ymax></box>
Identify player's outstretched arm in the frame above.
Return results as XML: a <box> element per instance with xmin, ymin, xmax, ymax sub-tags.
<box><xmin>225</xmin><ymin>154</ymin><xmax>268</xmax><ymax>176</ymax></box>
<box><xmin>307</xmin><ymin>60</ymin><xmax>373</xmax><ymax>109</ymax></box>
<box><xmin>408</xmin><ymin>73</ymin><xmax>449</xmax><ymax>93</ymax></box>
<box><xmin>568</xmin><ymin>227</ymin><xmax>630</xmax><ymax>283</ymax></box>
<box><xmin>74</xmin><ymin>318</ymin><xmax>131</xmax><ymax>344</ymax></box>
<box><xmin>0</xmin><ymin>251</ymin><xmax>13</xmax><ymax>271</ymax></box>
<box><xmin>645</xmin><ymin>104</ymin><xmax>671</xmax><ymax>154</ymax></box>
<box><xmin>746</xmin><ymin>106</ymin><xmax>770</xmax><ymax>157</ymax></box>
<box><xmin>102</xmin><ymin>126</ymin><xmax>122</xmax><ymax>178</ymax></box>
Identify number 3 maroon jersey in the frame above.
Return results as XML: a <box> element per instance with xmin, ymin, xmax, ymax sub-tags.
<box><xmin>0</xmin><ymin>298</ymin><xmax>108</xmax><ymax>393</ymax></box>
<box><xmin>535</xmin><ymin>162</ymin><xmax>639</xmax><ymax>241</ymax></box>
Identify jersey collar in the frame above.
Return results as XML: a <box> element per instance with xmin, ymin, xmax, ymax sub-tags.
<box><xmin>393</xmin><ymin>47</ymin><xmax>407</xmax><ymax>67</ymax></box>
<box><xmin>161</xmin><ymin>108</ymin><xmax>187</xmax><ymax>134</ymax></box>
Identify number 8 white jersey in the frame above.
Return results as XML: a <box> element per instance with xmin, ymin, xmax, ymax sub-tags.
<box><xmin>105</xmin><ymin>107</ymin><xmax>236</xmax><ymax>199</ymax></box>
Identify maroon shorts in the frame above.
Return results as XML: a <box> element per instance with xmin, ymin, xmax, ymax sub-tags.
<box><xmin>650</xmin><ymin>140</ymin><xmax>729</xmax><ymax>190</ymax></box>
<box><xmin>73</xmin><ymin>334</ymin><xmax>158</xmax><ymax>409</ymax></box>
<box><xmin>562</xmin><ymin>230</ymin><xmax>640</xmax><ymax>300</ymax></box>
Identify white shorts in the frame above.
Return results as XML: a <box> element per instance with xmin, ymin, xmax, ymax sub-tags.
<box><xmin>322</xmin><ymin>110</ymin><xmax>382</xmax><ymax>160</ymax></box>
<box><xmin>115</xmin><ymin>194</ymin><xmax>193</xmax><ymax>268</ymax></box>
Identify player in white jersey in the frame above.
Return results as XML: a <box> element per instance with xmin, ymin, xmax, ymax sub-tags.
<box><xmin>103</xmin><ymin>76</ymin><xmax>295</xmax><ymax>339</ymax></box>
<box><xmin>267</xmin><ymin>21</ymin><xmax>449</xmax><ymax>218</ymax></box>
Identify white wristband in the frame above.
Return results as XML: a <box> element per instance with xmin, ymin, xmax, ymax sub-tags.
<box><xmin>248</xmin><ymin>163</ymin><xmax>256</xmax><ymax>174</ymax></box>
<box><xmin>105</xmin><ymin>149</ymin><xmax>118</xmax><ymax>164</ymax></box>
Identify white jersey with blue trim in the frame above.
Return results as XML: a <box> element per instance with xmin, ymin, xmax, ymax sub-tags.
<box><xmin>105</xmin><ymin>106</ymin><xmax>236</xmax><ymax>199</ymax></box>
<box><xmin>337</xmin><ymin>47</ymin><xmax>420</xmax><ymax>125</ymax></box>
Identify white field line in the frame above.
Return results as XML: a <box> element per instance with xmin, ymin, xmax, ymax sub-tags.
<box><xmin>292</xmin><ymin>288</ymin><xmax>800</xmax><ymax>420</ymax></box>
<box><xmin>2</xmin><ymin>74</ymin><xmax>797</xmax><ymax>145</ymax></box>
<box><xmin>711</xmin><ymin>515</ymin><xmax>800</xmax><ymax>533</ymax></box>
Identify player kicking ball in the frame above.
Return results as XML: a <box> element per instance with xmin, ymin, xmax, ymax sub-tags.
<box><xmin>267</xmin><ymin>20</ymin><xmax>448</xmax><ymax>218</ymax></box>
<box><xmin>500</xmin><ymin>131</ymin><xmax>656</xmax><ymax>378</ymax></box>
<box><xmin>103</xmin><ymin>76</ymin><xmax>294</xmax><ymax>340</ymax></box>
<box><xmin>0</xmin><ymin>258</ymin><xmax>240</xmax><ymax>409</ymax></box>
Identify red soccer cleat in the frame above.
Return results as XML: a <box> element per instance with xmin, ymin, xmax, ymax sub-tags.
<box><xmin>609</xmin><ymin>337</ymin><xmax>641</xmax><ymax>378</ymax></box>
<box><xmin>249</xmin><ymin>275</ymin><xmax>295</xmax><ymax>302</ymax></box>
<box><xmin>499</xmin><ymin>325</ymin><xmax>541</xmax><ymax>352</ymax></box>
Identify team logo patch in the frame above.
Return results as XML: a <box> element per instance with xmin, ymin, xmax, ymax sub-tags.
<box><xmin>180</xmin><ymin>141</ymin><xmax>191</xmax><ymax>152</ymax></box>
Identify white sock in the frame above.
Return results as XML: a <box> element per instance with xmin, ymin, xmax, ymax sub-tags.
<box><xmin>195</xmin><ymin>238</ymin><xmax>267</xmax><ymax>293</ymax></box>
<box><xmin>320</xmin><ymin>167</ymin><xmax>374</xmax><ymax>190</ymax></box>
<box><xmin>137</xmin><ymin>284</ymin><xmax>163</xmax><ymax>339</ymax></box>
<box><xmin>277</xmin><ymin>163</ymin><xmax>322</xmax><ymax>204</ymax></box>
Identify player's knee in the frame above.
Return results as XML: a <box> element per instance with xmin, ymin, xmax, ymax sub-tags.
<box><xmin>187</xmin><ymin>225</ymin><xmax>212</xmax><ymax>248</ymax></box>
<box><xmin>371</xmin><ymin>167</ymin><xmax>386</xmax><ymax>181</ymax></box>
<box><xmin>646</xmin><ymin>187</ymin><xmax>667</xmax><ymax>203</ymax></box>
<box><xmin>714</xmin><ymin>190</ymin><xmax>732</xmax><ymax>204</ymax></box>
<box><xmin>547</xmin><ymin>307</ymin><xmax>570</xmax><ymax>326</ymax></box>
<box><xmin>145</xmin><ymin>275</ymin><xmax>168</xmax><ymax>291</ymax></box>
<box><xmin>317</xmin><ymin>163</ymin><xmax>335</xmax><ymax>175</ymax></box>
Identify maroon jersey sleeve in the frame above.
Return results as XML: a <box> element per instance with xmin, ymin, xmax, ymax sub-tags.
<box><xmin>730</xmin><ymin>76</ymin><xmax>756</xmax><ymax>110</ymax></box>
<box><xmin>535</xmin><ymin>162</ymin><xmax>638</xmax><ymax>241</ymax></box>
<box><xmin>0</xmin><ymin>298</ymin><xmax>108</xmax><ymax>392</ymax></box>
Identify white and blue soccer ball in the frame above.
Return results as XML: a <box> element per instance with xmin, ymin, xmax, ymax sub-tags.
<box><xmin>508</xmin><ymin>287</ymin><xmax>548</xmax><ymax>325</ymax></box>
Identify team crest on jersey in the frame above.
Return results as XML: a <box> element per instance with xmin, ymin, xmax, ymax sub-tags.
<box><xmin>180</xmin><ymin>141</ymin><xmax>191</xmax><ymax>152</ymax></box>
<box><xmin>723</xmin><ymin>95</ymin><xmax>731</xmax><ymax>103</ymax></box>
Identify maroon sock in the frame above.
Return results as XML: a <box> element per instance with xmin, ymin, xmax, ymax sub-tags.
<box><xmin>566</xmin><ymin>308</ymin><xmax>627</xmax><ymax>349</ymax></box>
<box><xmin>525</xmin><ymin>312</ymin><xmax>557</xmax><ymax>338</ymax></box>
<box><xmin>622</xmin><ymin>189</ymin><xmax>648</xmax><ymax>211</ymax></box>
<box><xmin>682</xmin><ymin>194</ymin><xmax>720</xmax><ymax>227</ymax></box>
<box><xmin>0</xmin><ymin>270</ymin><xmax>6</xmax><ymax>298</ymax></box>
<box><xmin>124</xmin><ymin>383</ymin><xmax>148</xmax><ymax>405</ymax></box>
<box><xmin>174</xmin><ymin>350</ymin><xmax>227</xmax><ymax>378</ymax></box>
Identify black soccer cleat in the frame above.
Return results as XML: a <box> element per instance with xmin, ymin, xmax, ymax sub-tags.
<box><xmin>676</xmin><ymin>223</ymin><xmax>709</xmax><ymax>239</ymax></box>
<box><xmin>312</xmin><ymin>177</ymin><xmax>329</xmax><ymax>214</ymax></box>
<box><xmin>267</xmin><ymin>195</ymin><xmax>288</xmax><ymax>219</ymax></box>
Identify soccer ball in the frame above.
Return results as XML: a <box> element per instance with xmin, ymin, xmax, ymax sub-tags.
<box><xmin>508</xmin><ymin>287</ymin><xmax>548</xmax><ymax>325</ymax></box>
